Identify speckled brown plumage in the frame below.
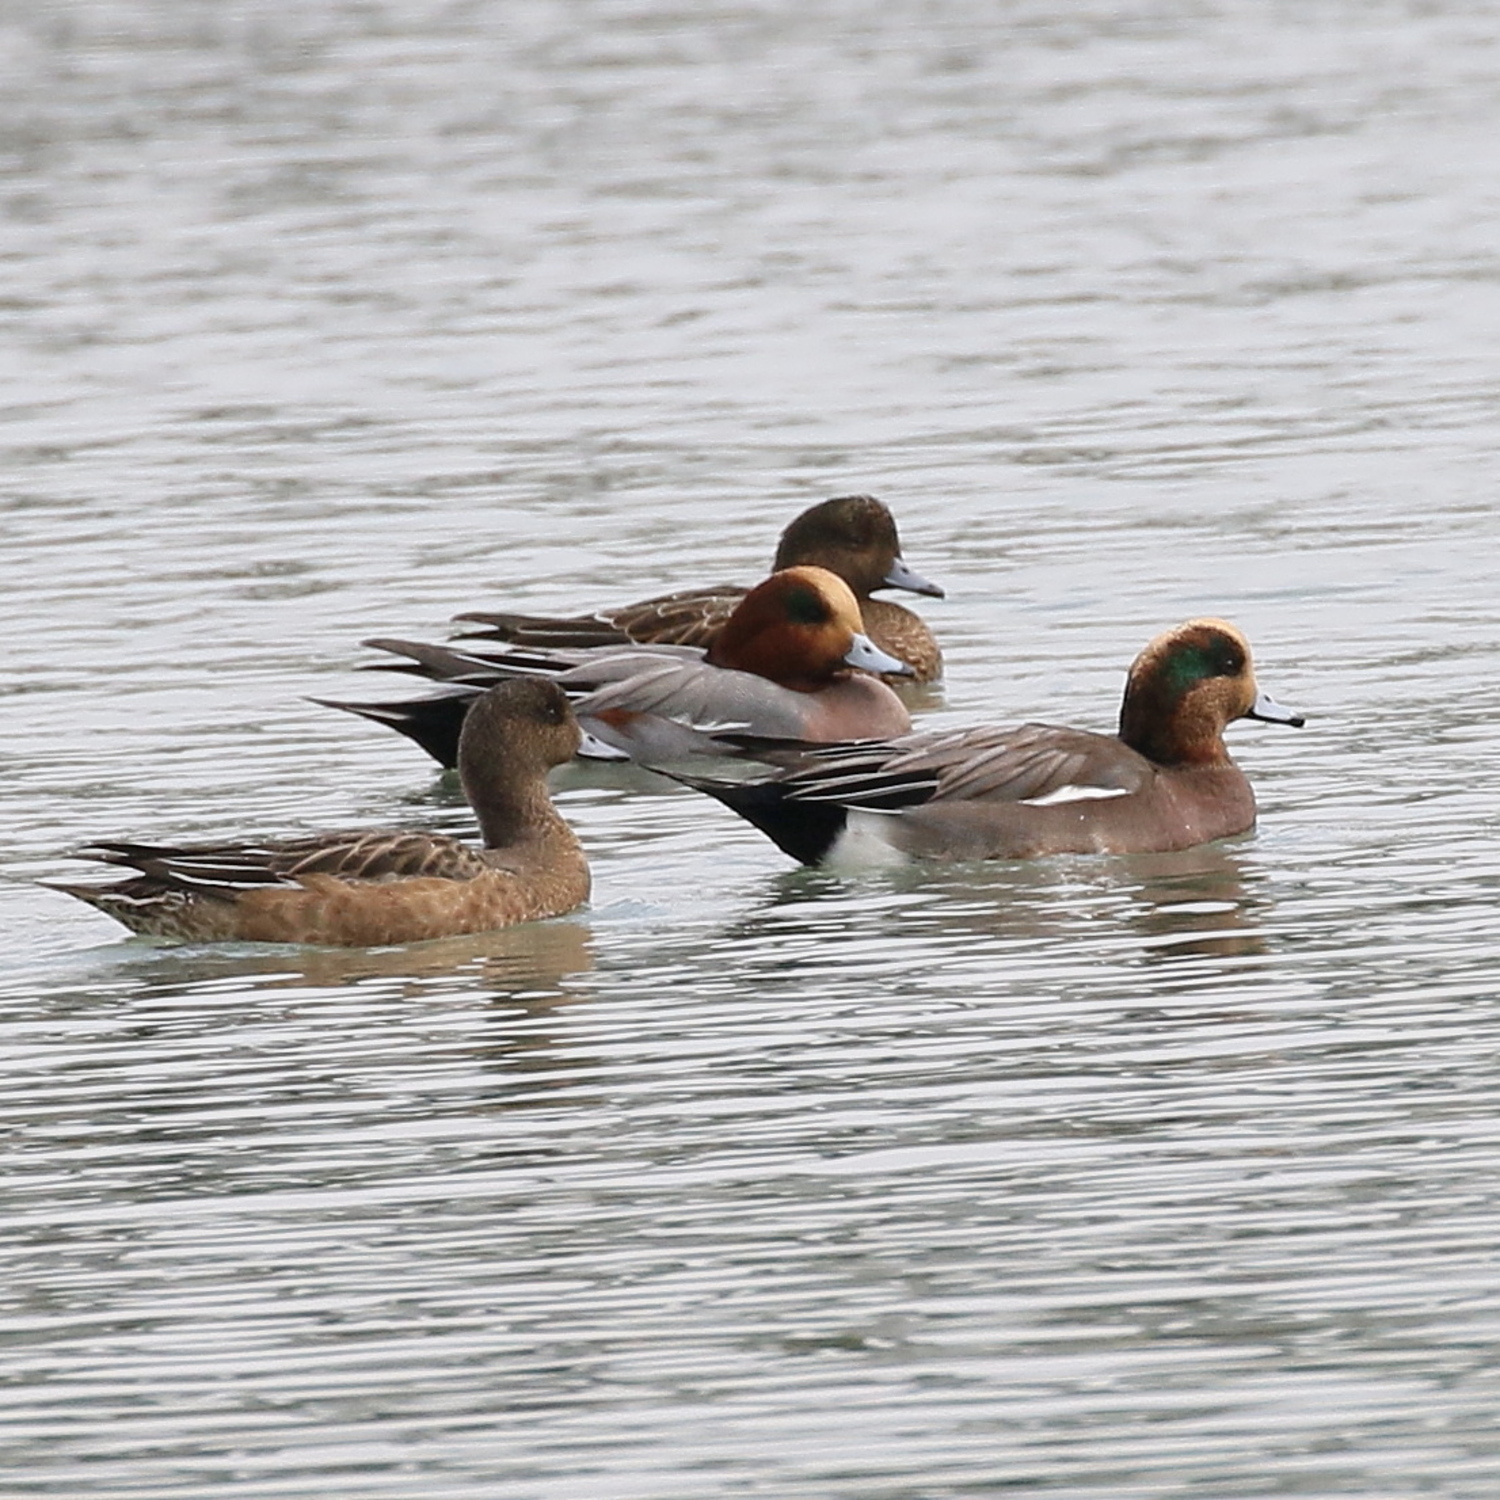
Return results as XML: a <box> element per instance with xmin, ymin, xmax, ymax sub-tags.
<box><xmin>453</xmin><ymin>495</ymin><xmax>945</xmax><ymax>683</ymax></box>
<box><xmin>50</xmin><ymin>680</ymin><xmax>590</xmax><ymax>946</ymax></box>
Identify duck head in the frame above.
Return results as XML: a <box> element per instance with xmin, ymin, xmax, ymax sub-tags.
<box><xmin>1118</xmin><ymin>618</ymin><xmax>1303</xmax><ymax>766</ymax></box>
<box><xmin>459</xmin><ymin>679</ymin><xmax>582</xmax><ymax>844</ymax></box>
<box><xmin>773</xmin><ymin>495</ymin><xmax>945</xmax><ymax>600</ymax></box>
<box><xmin>706</xmin><ymin>565</ymin><xmax>915</xmax><ymax>688</ymax></box>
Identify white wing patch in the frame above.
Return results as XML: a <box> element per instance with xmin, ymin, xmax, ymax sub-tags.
<box><xmin>1021</xmin><ymin>785</ymin><xmax>1132</xmax><ymax>808</ymax></box>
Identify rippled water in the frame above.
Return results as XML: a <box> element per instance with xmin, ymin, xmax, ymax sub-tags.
<box><xmin>6</xmin><ymin>1</ymin><xmax>1500</xmax><ymax>1495</ymax></box>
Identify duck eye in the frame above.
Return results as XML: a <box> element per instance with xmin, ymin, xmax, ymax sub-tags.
<box><xmin>1212</xmin><ymin>644</ymin><xmax>1246</xmax><ymax>677</ymax></box>
<box><xmin>785</xmin><ymin>586</ymin><xmax>832</xmax><ymax>626</ymax></box>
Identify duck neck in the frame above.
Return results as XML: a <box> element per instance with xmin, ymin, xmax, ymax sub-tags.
<box><xmin>463</xmin><ymin>769</ymin><xmax>565</xmax><ymax>850</ymax></box>
<box><xmin>1118</xmin><ymin>694</ymin><xmax>1229</xmax><ymax>767</ymax></box>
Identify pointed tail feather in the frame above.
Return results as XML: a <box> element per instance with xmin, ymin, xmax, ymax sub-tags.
<box><xmin>312</xmin><ymin>688</ymin><xmax>478</xmax><ymax>769</ymax></box>
<box><xmin>360</xmin><ymin>637</ymin><xmax>518</xmax><ymax>683</ymax></box>
<box><xmin>451</xmin><ymin>611</ymin><xmax>633</xmax><ymax>649</ymax></box>
<box><xmin>664</xmin><ymin>771</ymin><xmax>847</xmax><ymax>866</ymax></box>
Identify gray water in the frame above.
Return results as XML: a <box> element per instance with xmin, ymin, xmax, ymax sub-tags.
<box><xmin>5</xmin><ymin>1</ymin><xmax>1500</xmax><ymax>1495</ymax></box>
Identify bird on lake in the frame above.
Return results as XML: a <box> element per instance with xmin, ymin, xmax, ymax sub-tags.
<box><xmin>454</xmin><ymin>493</ymin><xmax>946</xmax><ymax>683</ymax></box>
<box><xmin>48</xmin><ymin>680</ymin><xmax>591</xmax><ymax>946</ymax></box>
<box><xmin>324</xmin><ymin>566</ymin><xmax>917</xmax><ymax>768</ymax></box>
<box><xmin>664</xmin><ymin>619</ymin><xmax>1304</xmax><ymax>867</ymax></box>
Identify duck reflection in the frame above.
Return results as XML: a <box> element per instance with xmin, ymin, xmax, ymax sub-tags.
<box><xmin>715</xmin><ymin>840</ymin><xmax>1267</xmax><ymax>966</ymax></box>
<box><xmin>1113</xmin><ymin>842</ymin><xmax>1268</xmax><ymax>963</ymax></box>
<box><xmin>279</xmin><ymin>916</ymin><xmax>596</xmax><ymax>997</ymax></box>
<box><xmin>83</xmin><ymin>916</ymin><xmax>595</xmax><ymax>1012</ymax></box>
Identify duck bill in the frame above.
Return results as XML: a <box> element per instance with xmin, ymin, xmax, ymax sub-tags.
<box><xmin>576</xmin><ymin>730</ymin><xmax>632</xmax><ymax>760</ymax></box>
<box><xmin>1245</xmin><ymin>690</ymin><xmax>1305</xmax><ymax>728</ymax></box>
<box><xmin>881</xmin><ymin>556</ymin><xmax>945</xmax><ymax>598</ymax></box>
<box><xmin>844</xmin><ymin>632</ymin><xmax>916</xmax><ymax>676</ymax></box>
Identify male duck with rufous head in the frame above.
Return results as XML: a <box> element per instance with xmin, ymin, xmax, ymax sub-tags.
<box><xmin>668</xmin><ymin>619</ymin><xmax>1303</xmax><ymax>866</ymax></box>
<box><xmin>326</xmin><ymin>565</ymin><xmax>918</xmax><ymax>767</ymax></box>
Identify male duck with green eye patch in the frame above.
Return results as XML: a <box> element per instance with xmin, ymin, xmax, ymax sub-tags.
<box><xmin>667</xmin><ymin>619</ymin><xmax>1304</xmax><ymax>868</ymax></box>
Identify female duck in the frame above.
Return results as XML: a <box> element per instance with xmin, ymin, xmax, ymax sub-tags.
<box><xmin>329</xmin><ymin>566</ymin><xmax>916</xmax><ymax>768</ymax></box>
<box><xmin>50</xmin><ymin>680</ymin><xmax>590</xmax><ymax>946</ymax></box>
<box><xmin>669</xmin><ymin>619</ymin><xmax>1303</xmax><ymax>866</ymax></box>
<box><xmin>454</xmin><ymin>494</ymin><xmax>946</xmax><ymax>682</ymax></box>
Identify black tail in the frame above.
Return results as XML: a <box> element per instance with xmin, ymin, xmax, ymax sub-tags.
<box><xmin>313</xmin><ymin>687</ymin><xmax>478</xmax><ymax>769</ymax></box>
<box><xmin>668</xmin><ymin>773</ymin><xmax>846</xmax><ymax>866</ymax></box>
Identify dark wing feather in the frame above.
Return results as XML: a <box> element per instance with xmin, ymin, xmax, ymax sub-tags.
<box><xmin>78</xmin><ymin>830</ymin><xmax>488</xmax><ymax>895</ymax></box>
<box><xmin>313</xmin><ymin>685</ymin><xmax>478</xmax><ymax>769</ymax></box>
<box><xmin>80</xmin><ymin>840</ymin><xmax>294</xmax><ymax>889</ymax></box>
<box><xmin>329</xmin><ymin>640</ymin><xmax>714</xmax><ymax>769</ymax></box>
<box><xmin>453</xmin><ymin>586</ymin><xmax>744</xmax><ymax>649</ymax></box>
<box><xmin>360</xmin><ymin>638</ymin><xmax>521</xmax><ymax>683</ymax></box>
<box><xmin>361</xmin><ymin>637</ymin><xmax>705</xmax><ymax>691</ymax></box>
<box><xmin>769</xmin><ymin>723</ymin><xmax>1152</xmax><ymax>808</ymax></box>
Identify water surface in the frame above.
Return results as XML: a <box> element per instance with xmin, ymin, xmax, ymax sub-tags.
<box><xmin>5</xmin><ymin>1</ymin><xmax>1500</xmax><ymax>1495</ymax></box>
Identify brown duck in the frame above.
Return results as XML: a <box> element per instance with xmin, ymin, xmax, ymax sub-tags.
<box><xmin>454</xmin><ymin>494</ymin><xmax>946</xmax><ymax>683</ymax></box>
<box><xmin>50</xmin><ymin>680</ymin><xmax>590</xmax><ymax>946</ymax></box>
<box><xmin>667</xmin><ymin>619</ymin><xmax>1304</xmax><ymax>866</ymax></box>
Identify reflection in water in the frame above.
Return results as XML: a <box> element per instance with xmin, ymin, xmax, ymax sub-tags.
<box><xmin>1116</xmin><ymin>842</ymin><xmax>1269</xmax><ymax>964</ymax></box>
<box><xmin>721</xmin><ymin>840</ymin><xmax>1267</xmax><ymax>967</ymax></box>
<box><xmin>53</xmin><ymin>916</ymin><xmax>595</xmax><ymax>1005</ymax></box>
<box><xmin>23</xmin><ymin>921</ymin><xmax>602</xmax><ymax>1131</ymax></box>
<box><xmin>252</xmin><ymin>916</ymin><xmax>596</xmax><ymax>1002</ymax></box>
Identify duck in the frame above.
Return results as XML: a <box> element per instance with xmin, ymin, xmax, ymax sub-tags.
<box><xmin>453</xmin><ymin>494</ymin><xmax>946</xmax><ymax>683</ymax></box>
<box><xmin>326</xmin><ymin>566</ymin><xmax>917</xmax><ymax>768</ymax></box>
<box><xmin>48</xmin><ymin>680</ymin><xmax>591</xmax><ymax>946</ymax></box>
<box><xmin>665</xmin><ymin>619</ymin><xmax>1304</xmax><ymax>866</ymax></box>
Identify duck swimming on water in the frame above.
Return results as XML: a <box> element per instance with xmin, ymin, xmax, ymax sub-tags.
<box><xmin>454</xmin><ymin>494</ymin><xmax>946</xmax><ymax>683</ymax></box>
<box><xmin>666</xmin><ymin>619</ymin><xmax>1304</xmax><ymax>867</ymax></box>
<box><xmin>326</xmin><ymin>566</ymin><xmax>917</xmax><ymax>768</ymax></box>
<box><xmin>49</xmin><ymin>680</ymin><xmax>591</xmax><ymax>946</ymax></box>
